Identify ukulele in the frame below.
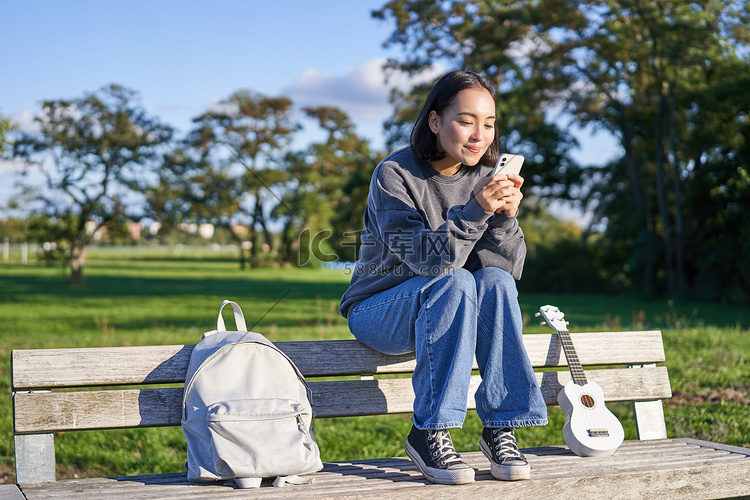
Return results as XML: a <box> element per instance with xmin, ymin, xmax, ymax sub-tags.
<box><xmin>537</xmin><ymin>305</ymin><xmax>624</xmax><ymax>457</ymax></box>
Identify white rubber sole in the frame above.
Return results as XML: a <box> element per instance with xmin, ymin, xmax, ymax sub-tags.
<box><xmin>405</xmin><ymin>441</ymin><xmax>475</xmax><ymax>485</ymax></box>
<box><xmin>480</xmin><ymin>439</ymin><xmax>531</xmax><ymax>481</ymax></box>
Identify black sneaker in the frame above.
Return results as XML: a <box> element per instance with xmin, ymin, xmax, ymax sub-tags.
<box><xmin>480</xmin><ymin>427</ymin><xmax>530</xmax><ymax>481</ymax></box>
<box><xmin>405</xmin><ymin>425</ymin><xmax>475</xmax><ymax>485</ymax></box>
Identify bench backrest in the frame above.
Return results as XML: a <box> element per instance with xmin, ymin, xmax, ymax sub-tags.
<box><xmin>12</xmin><ymin>331</ymin><xmax>670</xmax><ymax>431</ymax></box>
<box><xmin>12</xmin><ymin>332</ymin><xmax>670</xmax><ymax>483</ymax></box>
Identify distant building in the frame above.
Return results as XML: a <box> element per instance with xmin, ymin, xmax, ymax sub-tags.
<box><xmin>129</xmin><ymin>222</ymin><xmax>141</xmax><ymax>241</ymax></box>
<box><xmin>198</xmin><ymin>224</ymin><xmax>215</xmax><ymax>239</ymax></box>
<box><xmin>231</xmin><ymin>224</ymin><xmax>249</xmax><ymax>237</ymax></box>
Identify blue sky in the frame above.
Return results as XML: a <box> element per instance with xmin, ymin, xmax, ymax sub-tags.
<box><xmin>0</xmin><ymin>1</ymin><xmax>618</xmax><ymax>212</ymax></box>
<box><xmin>1</xmin><ymin>0</ymin><xmax>418</xmax><ymax>144</ymax></box>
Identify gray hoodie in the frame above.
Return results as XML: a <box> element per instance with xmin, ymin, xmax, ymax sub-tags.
<box><xmin>339</xmin><ymin>147</ymin><xmax>526</xmax><ymax>319</ymax></box>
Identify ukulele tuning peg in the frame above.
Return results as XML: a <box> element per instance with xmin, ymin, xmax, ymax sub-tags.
<box><xmin>565</xmin><ymin>321</ymin><xmax>570</xmax><ymax>325</ymax></box>
<box><xmin>540</xmin><ymin>321</ymin><xmax>547</xmax><ymax>326</ymax></box>
<box><xmin>534</xmin><ymin>312</ymin><xmax>541</xmax><ymax>317</ymax></box>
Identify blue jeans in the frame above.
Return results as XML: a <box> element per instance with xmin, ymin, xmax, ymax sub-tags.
<box><xmin>348</xmin><ymin>267</ymin><xmax>548</xmax><ymax>430</ymax></box>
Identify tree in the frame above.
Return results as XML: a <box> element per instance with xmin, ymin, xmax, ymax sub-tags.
<box><xmin>374</xmin><ymin>0</ymin><xmax>584</xmax><ymax>199</ymax></box>
<box><xmin>278</xmin><ymin>107</ymin><xmax>379</xmax><ymax>266</ymax></box>
<box><xmin>188</xmin><ymin>90</ymin><xmax>298</xmax><ymax>268</ymax></box>
<box><xmin>374</xmin><ymin>0</ymin><xmax>750</xmax><ymax>301</ymax></box>
<box><xmin>679</xmin><ymin>53</ymin><xmax>750</xmax><ymax>302</ymax></box>
<box><xmin>145</xmin><ymin>145</ymin><xmax>250</xmax><ymax>264</ymax></box>
<box><xmin>561</xmin><ymin>0</ymin><xmax>750</xmax><ymax>298</ymax></box>
<box><xmin>12</xmin><ymin>84</ymin><xmax>173</xmax><ymax>284</ymax></box>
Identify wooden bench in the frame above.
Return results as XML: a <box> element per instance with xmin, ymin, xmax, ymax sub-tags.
<box><xmin>11</xmin><ymin>330</ymin><xmax>750</xmax><ymax>499</ymax></box>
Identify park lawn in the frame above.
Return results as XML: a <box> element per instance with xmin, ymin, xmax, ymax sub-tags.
<box><xmin>1</xmin><ymin>246</ymin><xmax>749</xmax><ymax>483</ymax></box>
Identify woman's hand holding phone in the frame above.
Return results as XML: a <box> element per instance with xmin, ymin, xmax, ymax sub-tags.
<box><xmin>474</xmin><ymin>154</ymin><xmax>525</xmax><ymax>217</ymax></box>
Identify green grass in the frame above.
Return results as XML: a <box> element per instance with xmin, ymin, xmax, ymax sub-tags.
<box><xmin>1</xmin><ymin>246</ymin><xmax>749</xmax><ymax>483</ymax></box>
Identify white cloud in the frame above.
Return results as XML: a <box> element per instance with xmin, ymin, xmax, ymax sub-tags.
<box><xmin>0</xmin><ymin>158</ymin><xmax>27</xmax><ymax>175</ymax></box>
<box><xmin>11</xmin><ymin>109</ymin><xmax>40</xmax><ymax>134</ymax></box>
<box><xmin>283</xmin><ymin>58</ymin><xmax>444</xmax><ymax>122</ymax></box>
<box><xmin>1</xmin><ymin>110</ymin><xmax>38</xmax><ymax>177</ymax></box>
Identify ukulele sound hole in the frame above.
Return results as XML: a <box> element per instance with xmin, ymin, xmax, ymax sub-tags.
<box><xmin>580</xmin><ymin>394</ymin><xmax>596</xmax><ymax>408</ymax></box>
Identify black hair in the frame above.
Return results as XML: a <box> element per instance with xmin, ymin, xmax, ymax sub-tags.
<box><xmin>411</xmin><ymin>70</ymin><xmax>499</xmax><ymax>167</ymax></box>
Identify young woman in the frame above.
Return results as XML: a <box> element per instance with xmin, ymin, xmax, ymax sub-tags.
<box><xmin>339</xmin><ymin>70</ymin><xmax>547</xmax><ymax>485</ymax></box>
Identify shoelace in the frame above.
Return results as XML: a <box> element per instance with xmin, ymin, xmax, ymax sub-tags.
<box><xmin>427</xmin><ymin>430</ymin><xmax>464</xmax><ymax>467</ymax></box>
<box><xmin>492</xmin><ymin>428</ymin><xmax>527</xmax><ymax>463</ymax></box>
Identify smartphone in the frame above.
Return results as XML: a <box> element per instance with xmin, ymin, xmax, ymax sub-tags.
<box><xmin>490</xmin><ymin>153</ymin><xmax>524</xmax><ymax>176</ymax></box>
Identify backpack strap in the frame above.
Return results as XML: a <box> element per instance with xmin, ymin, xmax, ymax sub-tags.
<box><xmin>216</xmin><ymin>300</ymin><xmax>247</xmax><ymax>332</ymax></box>
<box><xmin>234</xmin><ymin>475</ymin><xmax>315</xmax><ymax>488</ymax></box>
<box><xmin>272</xmin><ymin>475</ymin><xmax>316</xmax><ymax>487</ymax></box>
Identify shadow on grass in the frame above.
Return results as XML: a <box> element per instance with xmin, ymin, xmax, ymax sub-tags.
<box><xmin>3</xmin><ymin>264</ymin><xmax>749</xmax><ymax>331</ymax></box>
<box><xmin>0</xmin><ymin>272</ymin><xmax>349</xmax><ymax>302</ymax></box>
<box><xmin>0</xmin><ymin>268</ymin><xmax>352</xmax><ymax>336</ymax></box>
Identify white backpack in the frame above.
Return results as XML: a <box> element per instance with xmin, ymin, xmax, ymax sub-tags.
<box><xmin>181</xmin><ymin>300</ymin><xmax>323</xmax><ymax>488</ymax></box>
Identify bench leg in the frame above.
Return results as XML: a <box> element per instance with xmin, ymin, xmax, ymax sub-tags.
<box><xmin>628</xmin><ymin>363</ymin><xmax>668</xmax><ymax>440</ymax></box>
<box><xmin>633</xmin><ymin>400</ymin><xmax>668</xmax><ymax>439</ymax></box>
<box><xmin>14</xmin><ymin>433</ymin><xmax>56</xmax><ymax>484</ymax></box>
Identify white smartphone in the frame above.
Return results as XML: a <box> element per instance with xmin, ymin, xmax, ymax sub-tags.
<box><xmin>490</xmin><ymin>153</ymin><xmax>524</xmax><ymax>176</ymax></box>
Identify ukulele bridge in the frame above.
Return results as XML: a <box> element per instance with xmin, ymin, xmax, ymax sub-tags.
<box><xmin>588</xmin><ymin>429</ymin><xmax>610</xmax><ymax>438</ymax></box>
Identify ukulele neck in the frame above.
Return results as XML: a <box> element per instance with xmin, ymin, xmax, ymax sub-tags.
<box><xmin>558</xmin><ymin>329</ymin><xmax>588</xmax><ymax>386</ymax></box>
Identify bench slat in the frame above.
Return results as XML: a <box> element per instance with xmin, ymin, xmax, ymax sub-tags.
<box><xmin>11</xmin><ymin>344</ymin><xmax>195</xmax><ymax>390</ymax></box>
<box><xmin>13</xmin><ymin>366</ymin><xmax>670</xmax><ymax>433</ymax></box>
<box><xmin>11</xmin><ymin>331</ymin><xmax>665</xmax><ymax>389</ymax></box>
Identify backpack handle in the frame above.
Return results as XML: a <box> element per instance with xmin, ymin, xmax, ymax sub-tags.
<box><xmin>217</xmin><ymin>300</ymin><xmax>248</xmax><ymax>332</ymax></box>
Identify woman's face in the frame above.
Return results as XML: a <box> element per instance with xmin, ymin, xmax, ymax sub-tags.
<box><xmin>429</xmin><ymin>87</ymin><xmax>496</xmax><ymax>173</ymax></box>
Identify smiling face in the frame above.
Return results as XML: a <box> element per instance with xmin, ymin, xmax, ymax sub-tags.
<box><xmin>428</xmin><ymin>87</ymin><xmax>497</xmax><ymax>175</ymax></box>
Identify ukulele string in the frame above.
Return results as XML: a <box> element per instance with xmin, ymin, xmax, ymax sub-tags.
<box><xmin>566</xmin><ymin>328</ymin><xmax>598</xmax><ymax>434</ymax></box>
<box><xmin>563</xmin><ymin>328</ymin><xmax>591</xmax><ymax>432</ymax></box>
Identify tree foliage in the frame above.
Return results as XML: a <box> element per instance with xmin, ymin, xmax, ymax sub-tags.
<box><xmin>12</xmin><ymin>84</ymin><xmax>173</xmax><ymax>284</ymax></box>
<box><xmin>374</xmin><ymin>0</ymin><xmax>750</xmax><ymax>302</ymax></box>
<box><xmin>0</xmin><ymin>111</ymin><xmax>16</xmax><ymax>154</ymax></box>
<box><xmin>281</xmin><ymin>107</ymin><xmax>380</xmax><ymax>265</ymax></box>
<box><xmin>375</xmin><ymin>0</ymin><xmax>583</xmax><ymax>199</ymax></box>
<box><xmin>66</xmin><ymin>90</ymin><xmax>379</xmax><ymax>271</ymax></box>
<box><xmin>180</xmin><ymin>90</ymin><xmax>298</xmax><ymax>268</ymax></box>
